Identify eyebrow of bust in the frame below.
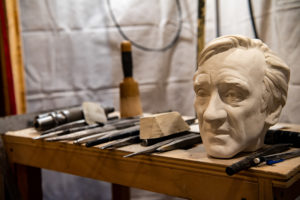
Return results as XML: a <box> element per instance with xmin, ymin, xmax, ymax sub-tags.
<box><xmin>194</xmin><ymin>73</ymin><xmax>210</xmax><ymax>86</ymax></box>
<box><xmin>218</xmin><ymin>77</ymin><xmax>250</xmax><ymax>91</ymax></box>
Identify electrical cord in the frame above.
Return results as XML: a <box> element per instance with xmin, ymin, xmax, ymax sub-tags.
<box><xmin>248</xmin><ymin>0</ymin><xmax>259</xmax><ymax>39</ymax></box>
<box><xmin>215</xmin><ymin>0</ymin><xmax>220</xmax><ymax>37</ymax></box>
<box><xmin>107</xmin><ymin>0</ymin><xmax>183</xmax><ymax>52</ymax></box>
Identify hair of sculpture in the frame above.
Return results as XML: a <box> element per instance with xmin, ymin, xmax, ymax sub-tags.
<box><xmin>196</xmin><ymin>35</ymin><xmax>290</xmax><ymax>123</ymax></box>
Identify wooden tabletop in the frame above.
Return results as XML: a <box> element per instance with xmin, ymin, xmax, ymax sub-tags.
<box><xmin>2</xmin><ymin>123</ymin><xmax>300</xmax><ymax>199</ymax></box>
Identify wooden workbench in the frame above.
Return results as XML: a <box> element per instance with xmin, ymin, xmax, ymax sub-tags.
<box><xmin>2</xmin><ymin>123</ymin><xmax>300</xmax><ymax>200</ymax></box>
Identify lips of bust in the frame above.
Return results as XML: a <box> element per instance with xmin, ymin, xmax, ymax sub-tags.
<box><xmin>203</xmin><ymin>128</ymin><xmax>232</xmax><ymax>145</ymax></box>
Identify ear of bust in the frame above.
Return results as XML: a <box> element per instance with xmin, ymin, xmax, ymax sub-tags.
<box><xmin>265</xmin><ymin>105</ymin><xmax>282</xmax><ymax>125</ymax></box>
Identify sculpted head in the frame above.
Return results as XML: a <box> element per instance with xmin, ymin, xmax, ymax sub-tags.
<box><xmin>193</xmin><ymin>35</ymin><xmax>290</xmax><ymax>158</ymax></box>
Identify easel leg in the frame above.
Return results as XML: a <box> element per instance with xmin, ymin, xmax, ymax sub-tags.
<box><xmin>112</xmin><ymin>183</ymin><xmax>130</xmax><ymax>200</ymax></box>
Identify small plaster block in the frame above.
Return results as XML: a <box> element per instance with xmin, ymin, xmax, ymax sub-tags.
<box><xmin>82</xmin><ymin>102</ymin><xmax>107</xmax><ymax>125</ymax></box>
<box><xmin>140</xmin><ymin>111</ymin><xmax>190</xmax><ymax>139</ymax></box>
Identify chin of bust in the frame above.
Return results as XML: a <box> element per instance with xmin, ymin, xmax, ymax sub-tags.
<box><xmin>205</xmin><ymin>139</ymin><xmax>265</xmax><ymax>158</ymax></box>
<box><xmin>207</xmin><ymin>151</ymin><xmax>237</xmax><ymax>159</ymax></box>
<box><xmin>205</xmin><ymin>145</ymin><xmax>243</xmax><ymax>159</ymax></box>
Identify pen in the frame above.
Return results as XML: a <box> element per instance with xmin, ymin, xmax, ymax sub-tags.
<box><xmin>262</xmin><ymin>149</ymin><xmax>300</xmax><ymax>165</ymax></box>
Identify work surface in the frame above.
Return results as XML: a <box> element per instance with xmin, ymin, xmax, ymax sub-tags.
<box><xmin>2</xmin><ymin>123</ymin><xmax>300</xmax><ymax>200</ymax></box>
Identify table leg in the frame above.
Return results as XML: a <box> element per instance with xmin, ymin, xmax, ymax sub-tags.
<box><xmin>0</xmin><ymin>173</ymin><xmax>4</xmax><ymax>200</ymax></box>
<box><xmin>112</xmin><ymin>183</ymin><xmax>130</xmax><ymax>200</ymax></box>
<box><xmin>14</xmin><ymin>164</ymin><xmax>42</xmax><ymax>200</ymax></box>
<box><xmin>273</xmin><ymin>179</ymin><xmax>300</xmax><ymax>200</ymax></box>
<box><xmin>258</xmin><ymin>178</ymin><xmax>273</xmax><ymax>200</ymax></box>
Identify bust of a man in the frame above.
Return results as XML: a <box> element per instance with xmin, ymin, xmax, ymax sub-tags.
<box><xmin>193</xmin><ymin>35</ymin><xmax>290</xmax><ymax>158</ymax></box>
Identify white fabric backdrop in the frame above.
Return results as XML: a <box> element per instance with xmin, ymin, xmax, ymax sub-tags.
<box><xmin>21</xmin><ymin>0</ymin><xmax>197</xmax><ymax>116</ymax></box>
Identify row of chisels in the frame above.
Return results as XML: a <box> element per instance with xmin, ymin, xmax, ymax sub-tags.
<box><xmin>33</xmin><ymin>112</ymin><xmax>202</xmax><ymax>158</ymax></box>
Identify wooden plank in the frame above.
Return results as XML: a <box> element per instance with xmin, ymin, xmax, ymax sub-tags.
<box><xmin>4</xmin><ymin>0</ymin><xmax>26</xmax><ymax>114</ymax></box>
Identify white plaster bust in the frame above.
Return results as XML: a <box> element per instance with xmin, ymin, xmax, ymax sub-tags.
<box><xmin>193</xmin><ymin>35</ymin><xmax>290</xmax><ymax>158</ymax></box>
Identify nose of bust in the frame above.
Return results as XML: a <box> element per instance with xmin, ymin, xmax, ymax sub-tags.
<box><xmin>203</xmin><ymin>93</ymin><xmax>227</xmax><ymax>124</ymax></box>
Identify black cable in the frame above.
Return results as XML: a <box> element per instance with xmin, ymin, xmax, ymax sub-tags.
<box><xmin>107</xmin><ymin>0</ymin><xmax>182</xmax><ymax>52</ymax></box>
<box><xmin>248</xmin><ymin>0</ymin><xmax>259</xmax><ymax>39</ymax></box>
<box><xmin>215</xmin><ymin>0</ymin><xmax>220</xmax><ymax>37</ymax></box>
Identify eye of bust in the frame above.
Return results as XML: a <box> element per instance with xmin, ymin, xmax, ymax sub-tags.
<box><xmin>223</xmin><ymin>89</ymin><xmax>243</xmax><ymax>102</ymax></box>
<box><xmin>196</xmin><ymin>88</ymin><xmax>210</xmax><ymax>97</ymax></box>
<box><xmin>194</xmin><ymin>84</ymin><xmax>211</xmax><ymax>105</ymax></box>
<box><xmin>219</xmin><ymin>85</ymin><xmax>249</xmax><ymax>105</ymax></box>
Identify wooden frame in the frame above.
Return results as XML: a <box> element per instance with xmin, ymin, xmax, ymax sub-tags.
<box><xmin>0</xmin><ymin>0</ymin><xmax>26</xmax><ymax>115</ymax></box>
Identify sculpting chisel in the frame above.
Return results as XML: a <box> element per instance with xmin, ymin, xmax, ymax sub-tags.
<box><xmin>74</xmin><ymin>127</ymin><xmax>138</xmax><ymax>145</ymax></box>
<box><xmin>40</xmin><ymin>119</ymin><xmax>87</xmax><ymax>135</ymax></box>
<box><xmin>85</xmin><ymin>125</ymin><xmax>140</xmax><ymax>147</ymax></box>
<box><xmin>156</xmin><ymin>133</ymin><xmax>202</xmax><ymax>152</ymax></box>
<box><xmin>45</xmin><ymin>118</ymin><xmax>140</xmax><ymax>142</ymax></box>
<box><xmin>100</xmin><ymin>135</ymin><xmax>141</xmax><ymax>149</ymax></box>
<box><xmin>124</xmin><ymin>132</ymin><xmax>200</xmax><ymax>157</ymax></box>
<box><xmin>35</xmin><ymin>116</ymin><xmax>120</xmax><ymax>140</ymax></box>
<box><xmin>34</xmin><ymin>123</ymin><xmax>100</xmax><ymax>140</ymax></box>
<box><xmin>73</xmin><ymin>119</ymin><xmax>140</xmax><ymax>144</ymax></box>
<box><xmin>123</xmin><ymin>138</ymin><xmax>176</xmax><ymax>158</ymax></box>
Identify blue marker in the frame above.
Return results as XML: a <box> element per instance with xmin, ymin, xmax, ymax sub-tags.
<box><xmin>263</xmin><ymin>149</ymin><xmax>300</xmax><ymax>165</ymax></box>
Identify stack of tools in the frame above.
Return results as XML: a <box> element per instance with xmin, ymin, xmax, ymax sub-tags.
<box><xmin>124</xmin><ymin>131</ymin><xmax>201</xmax><ymax>157</ymax></box>
<box><xmin>85</xmin><ymin>112</ymin><xmax>201</xmax><ymax>157</ymax></box>
<box><xmin>122</xmin><ymin>112</ymin><xmax>201</xmax><ymax>157</ymax></box>
<box><xmin>225</xmin><ymin>128</ymin><xmax>300</xmax><ymax>175</ymax></box>
<box><xmin>34</xmin><ymin>113</ymin><xmax>140</xmax><ymax>142</ymax></box>
<box><xmin>264</xmin><ymin>129</ymin><xmax>300</xmax><ymax>148</ymax></box>
<box><xmin>34</xmin><ymin>102</ymin><xmax>114</xmax><ymax>131</ymax></box>
<box><xmin>33</xmin><ymin>107</ymin><xmax>202</xmax><ymax>155</ymax></box>
<box><xmin>226</xmin><ymin>144</ymin><xmax>300</xmax><ymax>176</ymax></box>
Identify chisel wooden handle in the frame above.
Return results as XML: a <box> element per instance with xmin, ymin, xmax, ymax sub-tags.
<box><xmin>119</xmin><ymin>41</ymin><xmax>143</xmax><ymax>118</ymax></box>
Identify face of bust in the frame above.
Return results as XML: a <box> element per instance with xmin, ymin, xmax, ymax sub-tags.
<box><xmin>194</xmin><ymin>48</ymin><xmax>269</xmax><ymax>158</ymax></box>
